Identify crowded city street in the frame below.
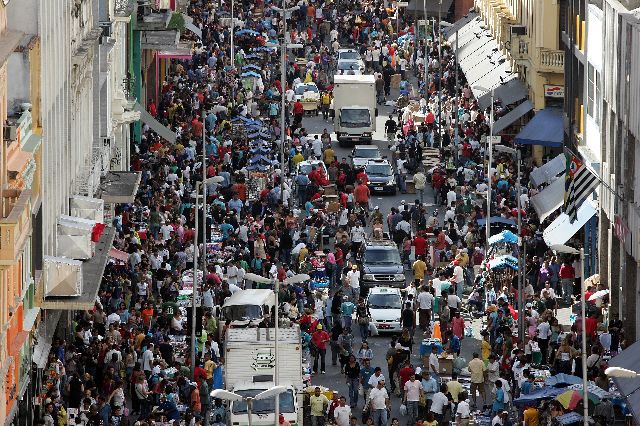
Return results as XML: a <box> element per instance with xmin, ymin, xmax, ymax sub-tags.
<box><xmin>5</xmin><ymin>0</ymin><xmax>638</xmax><ymax>426</ymax></box>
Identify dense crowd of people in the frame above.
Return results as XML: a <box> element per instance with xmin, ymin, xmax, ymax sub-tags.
<box><xmin>33</xmin><ymin>0</ymin><xmax>624</xmax><ymax>426</ymax></box>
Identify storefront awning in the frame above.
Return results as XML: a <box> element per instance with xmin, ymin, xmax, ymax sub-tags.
<box><xmin>543</xmin><ymin>198</ymin><xmax>597</xmax><ymax>246</ymax></box>
<box><xmin>405</xmin><ymin>0</ymin><xmax>454</xmax><ymax>16</ymax></box>
<box><xmin>32</xmin><ymin>311</ymin><xmax>62</xmax><ymax>369</ymax></box>
<box><xmin>530</xmin><ymin>175</ymin><xmax>565</xmax><ymax>222</ymax></box>
<box><xmin>41</xmin><ymin>226</ymin><xmax>116</xmax><ymax>311</ymax></box>
<box><xmin>515</xmin><ymin>108</ymin><xmax>564</xmax><ymax>147</ymax></box>
<box><xmin>492</xmin><ymin>100</ymin><xmax>533</xmax><ymax>134</ymax></box>
<box><xmin>608</xmin><ymin>340</ymin><xmax>640</xmax><ymax>424</ymax></box>
<box><xmin>133</xmin><ymin>102</ymin><xmax>176</xmax><ymax>143</ymax></box>
<box><xmin>530</xmin><ymin>154</ymin><xmax>567</xmax><ymax>186</ymax></box>
<box><xmin>445</xmin><ymin>14</ymin><xmax>528</xmax><ymax>109</ymax></box>
<box><xmin>99</xmin><ymin>171</ymin><xmax>142</xmax><ymax>204</ymax></box>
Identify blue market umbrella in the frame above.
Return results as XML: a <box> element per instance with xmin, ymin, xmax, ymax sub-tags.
<box><xmin>513</xmin><ymin>387</ymin><xmax>565</xmax><ymax>406</ymax></box>
<box><xmin>241</xmin><ymin>71</ymin><xmax>261</xmax><ymax>78</ymax></box>
<box><xmin>235</xmin><ymin>29</ymin><xmax>260</xmax><ymax>37</ymax></box>
<box><xmin>545</xmin><ymin>373</ymin><xmax>584</xmax><ymax>387</ymax></box>
<box><xmin>488</xmin><ymin>254</ymin><xmax>519</xmax><ymax>270</ymax></box>
<box><xmin>242</xmin><ymin>65</ymin><xmax>261</xmax><ymax>71</ymax></box>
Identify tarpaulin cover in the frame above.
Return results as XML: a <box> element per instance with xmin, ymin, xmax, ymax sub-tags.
<box><xmin>530</xmin><ymin>154</ymin><xmax>567</xmax><ymax>186</ymax></box>
<box><xmin>543</xmin><ymin>198</ymin><xmax>597</xmax><ymax>247</ymax></box>
<box><xmin>488</xmin><ymin>230</ymin><xmax>519</xmax><ymax>246</ymax></box>
<box><xmin>530</xmin><ymin>175</ymin><xmax>565</xmax><ymax>222</ymax></box>
<box><xmin>488</xmin><ymin>254</ymin><xmax>519</xmax><ymax>270</ymax></box>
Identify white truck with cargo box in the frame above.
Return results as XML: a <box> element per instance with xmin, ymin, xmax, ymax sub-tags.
<box><xmin>223</xmin><ymin>326</ymin><xmax>304</xmax><ymax>426</ymax></box>
<box><xmin>331</xmin><ymin>75</ymin><xmax>377</xmax><ymax>146</ymax></box>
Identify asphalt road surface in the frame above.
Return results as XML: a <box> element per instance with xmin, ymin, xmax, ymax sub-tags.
<box><xmin>297</xmin><ymin>83</ymin><xmax>486</xmax><ymax>422</ymax></box>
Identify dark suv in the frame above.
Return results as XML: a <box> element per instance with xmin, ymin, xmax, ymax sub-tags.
<box><xmin>358</xmin><ymin>239</ymin><xmax>406</xmax><ymax>289</ymax></box>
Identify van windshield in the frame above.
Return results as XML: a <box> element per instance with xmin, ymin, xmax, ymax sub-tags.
<box><xmin>340</xmin><ymin>108</ymin><xmax>371</xmax><ymax>128</ymax></box>
<box><xmin>222</xmin><ymin>304</ymin><xmax>263</xmax><ymax>321</ymax></box>
<box><xmin>232</xmin><ymin>389</ymin><xmax>296</xmax><ymax>414</ymax></box>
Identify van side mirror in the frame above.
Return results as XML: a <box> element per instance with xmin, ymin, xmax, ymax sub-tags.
<box><xmin>375</xmin><ymin>108</ymin><xmax>379</xmax><ymax>117</ymax></box>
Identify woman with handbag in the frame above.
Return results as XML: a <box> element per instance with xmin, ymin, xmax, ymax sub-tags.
<box><xmin>356</xmin><ymin>298</ymin><xmax>371</xmax><ymax>341</ymax></box>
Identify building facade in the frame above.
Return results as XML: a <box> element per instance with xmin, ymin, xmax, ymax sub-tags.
<box><xmin>562</xmin><ymin>0</ymin><xmax>640</xmax><ymax>342</ymax></box>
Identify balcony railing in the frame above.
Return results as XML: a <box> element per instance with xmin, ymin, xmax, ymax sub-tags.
<box><xmin>0</xmin><ymin>189</ymin><xmax>32</xmax><ymax>265</ymax></box>
<box><xmin>537</xmin><ymin>48</ymin><xmax>565</xmax><ymax>73</ymax></box>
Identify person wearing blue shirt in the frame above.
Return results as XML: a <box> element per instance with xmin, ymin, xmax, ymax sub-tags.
<box><xmin>359</xmin><ymin>359</ymin><xmax>376</xmax><ymax>394</ymax></box>
<box><xmin>228</xmin><ymin>195</ymin><xmax>243</xmax><ymax>217</ymax></box>
<box><xmin>340</xmin><ymin>296</ymin><xmax>356</xmax><ymax>329</ymax></box>
<box><xmin>159</xmin><ymin>396</ymin><xmax>181</xmax><ymax>421</ymax></box>
<box><xmin>421</xmin><ymin>371</ymin><xmax>439</xmax><ymax>412</ymax></box>
<box><xmin>219</xmin><ymin>219</ymin><xmax>234</xmax><ymax>241</ymax></box>
<box><xmin>520</xmin><ymin>374</ymin><xmax>535</xmax><ymax>395</ymax></box>
<box><xmin>492</xmin><ymin>380</ymin><xmax>506</xmax><ymax>414</ymax></box>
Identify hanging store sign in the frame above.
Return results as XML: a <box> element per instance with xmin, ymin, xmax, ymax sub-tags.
<box><xmin>544</xmin><ymin>84</ymin><xmax>565</xmax><ymax>98</ymax></box>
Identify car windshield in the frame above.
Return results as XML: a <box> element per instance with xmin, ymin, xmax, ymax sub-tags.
<box><xmin>366</xmin><ymin>164</ymin><xmax>392</xmax><ymax>176</ymax></box>
<box><xmin>368</xmin><ymin>293</ymin><xmax>403</xmax><ymax>309</ymax></box>
<box><xmin>222</xmin><ymin>304</ymin><xmax>262</xmax><ymax>321</ymax></box>
<box><xmin>298</xmin><ymin>163</ymin><xmax>322</xmax><ymax>175</ymax></box>
<box><xmin>364</xmin><ymin>248</ymin><xmax>401</xmax><ymax>264</ymax></box>
<box><xmin>295</xmin><ymin>85</ymin><xmax>318</xmax><ymax>95</ymax></box>
<box><xmin>339</xmin><ymin>51</ymin><xmax>359</xmax><ymax>60</ymax></box>
<box><xmin>232</xmin><ymin>389</ymin><xmax>296</xmax><ymax>414</ymax></box>
<box><xmin>338</xmin><ymin>62</ymin><xmax>359</xmax><ymax>70</ymax></box>
<box><xmin>340</xmin><ymin>109</ymin><xmax>371</xmax><ymax>128</ymax></box>
<box><xmin>353</xmin><ymin>148</ymin><xmax>380</xmax><ymax>158</ymax></box>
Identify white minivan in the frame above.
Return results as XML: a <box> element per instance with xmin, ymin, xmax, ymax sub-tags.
<box><xmin>366</xmin><ymin>287</ymin><xmax>403</xmax><ymax>333</ymax></box>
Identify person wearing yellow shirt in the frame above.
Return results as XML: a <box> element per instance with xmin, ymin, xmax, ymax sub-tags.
<box><xmin>455</xmin><ymin>248</ymin><xmax>470</xmax><ymax>267</ymax></box>
<box><xmin>324</xmin><ymin>146</ymin><xmax>336</xmax><ymax>166</ymax></box>
<box><xmin>481</xmin><ymin>332</ymin><xmax>492</xmax><ymax>361</ymax></box>
<box><xmin>291</xmin><ymin>148</ymin><xmax>305</xmax><ymax>168</ymax></box>
<box><xmin>468</xmin><ymin>353</ymin><xmax>487</xmax><ymax>408</ymax></box>
<box><xmin>203</xmin><ymin>353</ymin><xmax>217</xmax><ymax>380</ymax></box>
<box><xmin>446</xmin><ymin>374</ymin><xmax>464</xmax><ymax>403</ymax></box>
<box><xmin>412</xmin><ymin>256</ymin><xmax>427</xmax><ymax>285</ymax></box>
<box><xmin>523</xmin><ymin>404</ymin><xmax>540</xmax><ymax>426</ymax></box>
<box><xmin>298</xmin><ymin>245</ymin><xmax>309</xmax><ymax>263</ymax></box>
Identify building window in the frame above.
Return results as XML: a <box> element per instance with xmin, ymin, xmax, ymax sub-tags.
<box><xmin>587</xmin><ymin>63</ymin><xmax>601</xmax><ymax>122</ymax></box>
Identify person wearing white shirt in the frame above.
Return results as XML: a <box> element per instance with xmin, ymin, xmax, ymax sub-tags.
<box><xmin>142</xmin><ymin>344</ymin><xmax>155</xmax><ymax>372</ymax></box>
<box><xmin>226</xmin><ymin>264</ymin><xmax>239</xmax><ymax>286</ymax></box>
<box><xmin>428</xmin><ymin>348</ymin><xmax>440</xmax><ymax>380</ymax></box>
<box><xmin>404</xmin><ymin>376</ymin><xmax>423</xmax><ymax>424</ymax></box>
<box><xmin>367</xmin><ymin>381</ymin><xmax>390</xmax><ymax>426</ymax></box>
<box><xmin>106</xmin><ymin>312</ymin><xmax>121</xmax><ymax>328</ymax></box>
<box><xmin>346</xmin><ymin>266</ymin><xmax>361</xmax><ymax>300</ymax></box>
<box><xmin>367</xmin><ymin>369</ymin><xmax>386</xmax><ymax>387</ymax></box>
<box><xmin>455</xmin><ymin>394</ymin><xmax>472</xmax><ymax>426</ymax></box>
<box><xmin>429</xmin><ymin>385</ymin><xmax>450</xmax><ymax>420</ymax></box>
<box><xmin>446</xmin><ymin>189</ymin><xmax>457</xmax><ymax>207</ymax></box>
<box><xmin>417</xmin><ymin>288</ymin><xmax>434</xmax><ymax>328</ymax></box>
<box><xmin>333</xmin><ymin>397</ymin><xmax>351</xmax><ymax>426</ymax></box>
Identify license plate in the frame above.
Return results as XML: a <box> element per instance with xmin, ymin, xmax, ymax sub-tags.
<box><xmin>375</xmin><ymin>187</ymin><xmax>383</xmax><ymax>191</ymax></box>
<box><xmin>378</xmin><ymin>324</ymin><xmax>390</xmax><ymax>329</ymax></box>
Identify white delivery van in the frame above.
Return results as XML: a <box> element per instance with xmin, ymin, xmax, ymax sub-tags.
<box><xmin>332</xmin><ymin>75</ymin><xmax>377</xmax><ymax>146</ymax></box>
<box><xmin>223</xmin><ymin>326</ymin><xmax>304</xmax><ymax>426</ymax></box>
<box><xmin>220</xmin><ymin>289</ymin><xmax>276</xmax><ymax>328</ymax></box>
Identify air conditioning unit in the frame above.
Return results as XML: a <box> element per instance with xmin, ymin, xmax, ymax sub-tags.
<box><xmin>510</xmin><ymin>25</ymin><xmax>526</xmax><ymax>36</ymax></box>
<box><xmin>70</xmin><ymin>195</ymin><xmax>105</xmax><ymax>223</ymax></box>
<box><xmin>3</xmin><ymin>124</ymin><xmax>17</xmax><ymax>141</ymax></box>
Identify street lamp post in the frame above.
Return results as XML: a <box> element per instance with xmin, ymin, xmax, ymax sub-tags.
<box><xmin>212</xmin><ymin>386</ymin><xmax>289</xmax><ymax>426</ymax></box>
<box><xmin>437</xmin><ymin>0</ymin><xmax>442</xmax><ymax>146</ymax></box>
<box><xmin>231</xmin><ymin>0</ymin><xmax>235</xmax><ymax>68</ymax></box>
<box><xmin>191</xmin><ymin>186</ymin><xmax>200</xmax><ymax>379</ymax></box>
<box><xmin>244</xmin><ymin>272</ymin><xmax>309</xmax><ymax>426</ymax></box>
<box><xmin>552</xmin><ymin>245</ymin><xmax>587</xmax><ymax>426</ymax></box>
<box><xmin>473</xmin><ymin>86</ymin><xmax>495</xmax><ymax>251</ymax></box>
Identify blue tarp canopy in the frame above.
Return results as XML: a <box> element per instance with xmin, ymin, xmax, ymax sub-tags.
<box><xmin>476</xmin><ymin>217</ymin><xmax>517</xmax><ymax>227</ymax></box>
<box><xmin>488</xmin><ymin>230</ymin><xmax>519</xmax><ymax>246</ymax></box>
<box><xmin>513</xmin><ymin>387</ymin><xmax>565</xmax><ymax>406</ymax></box>
<box><xmin>488</xmin><ymin>255</ymin><xmax>519</xmax><ymax>270</ymax></box>
<box><xmin>241</xmin><ymin>71</ymin><xmax>261</xmax><ymax>78</ymax></box>
<box><xmin>545</xmin><ymin>373</ymin><xmax>583</xmax><ymax>387</ymax></box>
<box><xmin>242</xmin><ymin>65</ymin><xmax>261</xmax><ymax>71</ymax></box>
<box><xmin>235</xmin><ymin>29</ymin><xmax>260</xmax><ymax>36</ymax></box>
<box><xmin>514</xmin><ymin>108</ymin><xmax>564</xmax><ymax>147</ymax></box>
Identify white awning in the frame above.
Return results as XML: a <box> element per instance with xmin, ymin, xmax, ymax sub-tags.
<box><xmin>492</xmin><ymin>100</ymin><xmax>534</xmax><ymax>134</ymax></box>
<box><xmin>543</xmin><ymin>198</ymin><xmax>597</xmax><ymax>247</ymax></box>
<box><xmin>32</xmin><ymin>311</ymin><xmax>62</xmax><ymax>368</ymax></box>
<box><xmin>530</xmin><ymin>175</ymin><xmax>565</xmax><ymax>222</ymax></box>
<box><xmin>530</xmin><ymin>154</ymin><xmax>567</xmax><ymax>187</ymax></box>
<box><xmin>43</xmin><ymin>256</ymin><xmax>83</xmax><ymax>297</ymax></box>
<box><xmin>57</xmin><ymin>215</ymin><xmax>95</xmax><ymax>259</ymax></box>
<box><xmin>70</xmin><ymin>195</ymin><xmax>105</xmax><ymax>223</ymax></box>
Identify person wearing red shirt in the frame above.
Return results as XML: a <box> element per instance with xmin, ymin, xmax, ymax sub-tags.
<box><xmin>293</xmin><ymin>100</ymin><xmax>304</xmax><ymax>126</ymax></box>
<box><xmin>353</xmin><ymin>181</ymin><xmax>370</xmax><ymax>207</ymax></box>
<box><xmin>425</xmin><ymin>110</ymin><xmax>435</xmax><ymax>124</ymax></box>
<box><xmin>355</xmin><ymin>170</ymin><xmax>369</xmax><ymax>184</ymax></box>
<box><xmin>585</xmin><ymin>313</ymin><xmax>598</xmax><ymax>342</ymax></box>
<box><xmin>147</xmin><ymin>99</ymin><xmax>157</xmax><ymax>117</ymax></box>
<box><xmin>398</xmin><ymin>360</ymin><xmax>415</xmax><ymax>389</ymax></box>
<box><xmin>412</xmin><ymin>233</ymin><xmax>427</xmax><ymax>258</ymax></box>
<box><xmin>192</xmin><ymin>117</ymin><xmax>203</xmax><ymax>138</ymax></box>
<box><xmin>559</xmin><ymin>261</ymin><xmax>576</xmax><ymax>304</ymax></box>
<box><xmin>311</xmin><ymin>325</ymin><xmax>330</xmax><ymax>373</ymax></box>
